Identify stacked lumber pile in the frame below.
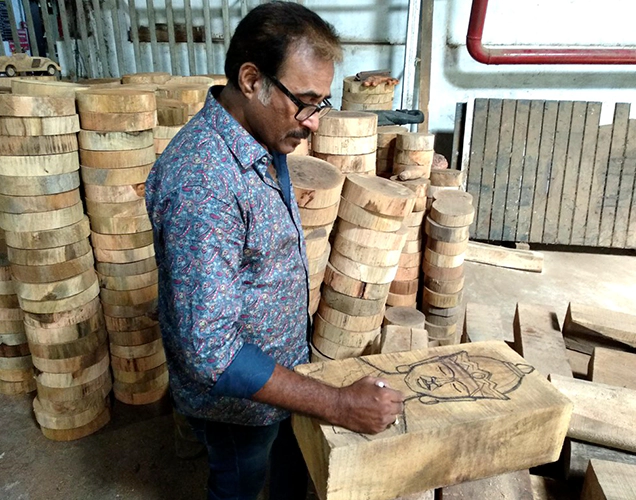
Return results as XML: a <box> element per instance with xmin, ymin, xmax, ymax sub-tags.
<box><xmin>341</xmin><ymin>75</ymin><xmax>394</xmax><ymax>111</ymax></box>
<box><xmin>77</xmin><ymin>88</ymin><xmax>168</xmax><ymax>406</ymax></box>
<box><xmin>375</xmin><ymin>125</ymin><xmax>406</xmax><ymax>178</ymax></box>
<box><xmin>0</xmin><ymin>94</ymin><xmax>111</xmax><ymax>440</ymax></box>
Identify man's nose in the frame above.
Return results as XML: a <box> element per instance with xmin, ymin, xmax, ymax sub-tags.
<box><xmin>300</xmin><ymin>112</ymin><xmax>321</xmax><ymax>133</ymax></box>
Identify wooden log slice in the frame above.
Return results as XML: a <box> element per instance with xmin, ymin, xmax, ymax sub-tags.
<box><xmin>392</xmin><ymin>162</ymin><xmax>431</xmax><ymax>181</ymax></box>
<box><xmin>0</xmin><ymin>95</ymin><xmax>76</xmax><ymax>117</ymax></box>
<box><xmin>307</xmin><ymin>244</ymin><xmax>330</xmax><ymax>276</ymax></box>
<box><xmin>0</xmin><ymin>152</ymin><xmax>79</xmax><ymax>177</ymax></box>
<box><xmin>389</xmin><ymin>278</ymin><xmax>419</xmax><ymax>295</ymax></box>
<box><xmin>14</xmin><ymin>268</ymin><xmax>97</xmax><ymax>301</ymax></box>
<box><xmin>108</xmin><ymin>323</ymin><xmax>161</xmax><ymax>346</ymax></box>
<box><xmin>403</xmin><ymin>239</ymin><xmax>423</xmax><ymax>253</ymax></box>
<box><xmin>394</xmin><ymin>149</ymin><xmax>434</xmax><ymax>167</ymax></box>
<box><xmin>86</xmin><ymin>199</ymin><xmax>148</xmax><ymax>220</ymax></box>
<box><xmin>104</xmin><ymin>314</ymin><xmax>158</xmax><ymax>332</ymax></box>
<box><xmin>329</xmin><ymin>249</ymin><xmax>397</xmax><ymax>284</ymax></box>
<box><xmin>422</xmin><ymin>287</ymin><xmax>462</xmax><ymax>308</ymax></box>
<box><xmin>430</xmin><ymin>198</ymin><xmax>475</xmax><ymax>228</ymax></box>
<box><xmin>0</xmin><ymin>378</ymin><xmax>36</xmax><ymax>394</ymax></box>
<box><xmin>113</xmin><ymin>381</ymin><xmax>168</xmax><ymax>405</ymax></box>
<box><xmin>424</xmin><ymin>217</ymin><xmax>470</xmax><ymax>243</ymax></box>
<box><xmin>426</xmin><ymin>312</ymin><xmax>461</xmax><ymax>326</ymax></box>
<box><xmin>5</xmin><ymin>216</ymin><xmax>90</xmax><ymax>250</ymax></box>
<box><xmin>343</xmin><ymin>91</ymin><xmax>393</xmax><ymax>105</ymax></box>
<box><xmin>84</xmin><ymin>183</ymin><xmax>145</xmax><ymax>203</ymax></box>
<box><xmin>424</xmin><ymin>276</ymin><xmax>465</xmax><ymax>294</ymax></box>
<box><xmin>0</xmin><ymin>342</ymin><xmax>31</xmax><ymax>357</ymax></box>
<box><xmin>112</xmin><ymin>364</ymin><xmax>168</xmax><ymax>394</ymax></box>
<box><xmin>110</xmin><ymin>339</ymin><xmax>163</xmax><ymax>364</ymax></box>
<box><xmin>39</xmin><ymin>406</ymin><xmax>111</xmax><ymax>442</ymax></box>
<box><xmin>321</xmin><ymin>285</ymin><xmax>385</xmax><ymax>317</ymax></box>
<box><xmin>0</xmin><ymin>294</ymin><xmax>19</xmax><ymax>308</ymax></box>
<box><xmin>385</xmin><ymin>292</ymin><xmax>417</xmax><ymax>308</ymax></box>
<box><xmin>322</xmin><ymin>263</ymin><xmax>391</xmax><ymax>300</ymax></box>
<box><xmin>0</xmin><ymin>264</ymin><xmax>10</xmax><ymax>281</ymax></box>
<box><xmin>311</xmin><ymin>151</ymin><xmax>376</xmax><ymax>174</ymax></box>
<box><xmin>78</xmin><ymin>130</ymin><xmax>154</xmax><ymax>151</ymax></box>
<box><xmin>79</xmin><ymin>146</ymin><xmax>156</xmax><ymax>169</ymax></box>
<box><xmin>298</xmin><ymin>203</ymin><xmax>340</xmax><ymax>227</ymax></box>
<box><xmin>23</xmin><ymin>295</ymin><xmax>101</xmax><ymax>329</ymax></box>
<box><xmin>422</xmin><ymin>261</ymin><xmax>464</xmax><ymax>281</ymax></box>
<box><xmin>89</xmin><ymin>213</ymin><xmax>152</xmax><ymax>235</ymax></box>
<box><xmin>309</xmin><ymin>291</ymin><xmax>321</xmax><ymax>315</ymax></box>
<box><xmin>405</xmin><ymin>225</ymin><xmax>423</xmax><ymax>242</ymax></box>
<box><xmin>432</xmin><ymin>189</ymin><xmax>474</xmax><ymax>204</ymax></box>
<box><xmin>0</xmin><ymin>279</ymin><xmax>15</xmax><ymax>294</ymax></box>
<box><xmin>304</xmin><ymin>233</ymin><xmax>329</xmax><ymax>260</ymax></box>
<box><xmin>11</xmin><ymin>79</ymin><xmax>88</xmax><ymax>97</ymax></box>
<box><xmin>396</xmin><ymin>132</ymin><xmax>435</xmax><ymax>151</ymax></box>
<box><xmin>36</xmin><ymin>376</ymin><xmax>111</xmax><ymax>414</ymax></box>
<box><xmin>79</xmin><ymin>110</ymin><xmax>156</xmax><ymax>132</ymax></box>
<box><xmin>0</xmin><ymin>188</ymin><xmax>80</xmax><ymax>215</ymax></box>
<box><xmin>18</xmin><ymin>279</ymin><xmax>100</xmax><ymax>314</ymax></box>
<box><xmin>335</xmin><ymin>220</ymin><xmax>407</xmax><ymax>251</ymax></box>
<box><xmin>99</xmin><ymin>284</ymin><xmax>158</xmax><ymax>307</ymax></box>
<box><xmin>312</xmin><ymin>134</ymin><xmax>377</xmax><ymax>156</ymax></box>
<box><xmin>156</xmin><ymin>98</ymin><xmax>189</xmax><ymax>126</ymax></box>
<box><xmin>309</xmin><ymin>343</ymin><xmax>334</xmax><ymax>362</ymax></box>
<box><xmin>399</xmin><ymin>176</ymin><xmax>429</xmax><ymax>199</ymax></box>
<box><xmin>0</xmin><ymin>171</ymin><xmax>80</xmax><ymax>197</ymax></box>
<box><xmin>377</xmin><ymin>126</ymin><xmax>407</xmax><ymax>148</ymax></box>
<box><xmin>153</xmin><ymin>125</ymin><xmax>182</xmax><ymax>140</ymax></box>
<box><xmin>28</xmin><ymin>325</ymin><xmax>107</xmax><ymax>360</ymax></box>
<box><xmin>398</xmin><ymin>251</ymin><xmax>422</xmax><ymax>269</ymax></box>
<box><xmin>425</xmin><ymin>321</ymin><xmax>458</xmax><ymax>340</ymax></box>
<box><xmin>11</xmin><ymin>251</ymin><xmax>94</xmax><ymax>285</ymax></box>
<box><xmin>303</xmin><ymin>223</ymin><xmax>334</xmax><ymax>240</ymax></box>
<box><xmin>93</xmin><ymin>244</ymin><xmax>155</xmax><ymax>265</ymax></box>
<box><xmin>0</xmin><ymin>321</ymin><xmax>25</xmax><ymax>335</ymax></box>
<box><xmin>0</xmin><ymin>134</ymin><xmax>78</xmax><ymax>156</ymax></box>
<box><xmin>102</xmin><ymin>298</ymin><xmax>158</xmax><ymax>319</ymax></box>
<box><xmin>25</xmin><ymin>307</ymin><xmax>104</xmax><ymax>345</ymax></box>
<box><xmin>98</xmin><ymin>269</ymin><xmax>158</xmax><ymax>291</ymax></box>
<box><xmin>317</xmin><ymin>302</ymin><xmax>386</xmax><ymax>332</ymax></box>
<box><xmin>80</xmin><ymin>163</ymin><xmax>152</xmax><ymax>186</ymax></box>
<box><xmin>332</xmin><ymin>234</ymin><xmax>402</xmax><ymax>267</ymax></box>
<box><xmin>0</xmin><ymin>308</ymin><xmax>24</xmax><ymax>321</ymax></box>
<box><xmin>288</xmin><ymin>155</ymin><xmax>344</xmax><ymax>209</ymax></box>
<box><xmin>31</xmin><ymin>339</ymin><xmax>107</xmax><ymax>374</ymax></box>
<box><xmin>312</xmin><ymin>331</ymin><xmax>371</xmax><ymax>359</ymax></box>
<box><xmin>342</xmin><ymin>173</ymin><xmax>416</xmax><ymax>217</ymax></box>
<box><xmin>112</xmin><ymin>361</ymin><xmax>166</xmax><ymax>384</ymax></box>
<box><xmin>383</xmin><ymin>306</ymin><xmax>426</xmax><ymax>328</ymax></box>
<box><xmin>110</xmin><ymin>348</ymin><xmax>166</xmax><ymax>372</ymax></box>
<box><xmin>340</xmin><ymin>100</ymin><xmax>392</xmax><ymax>111</ymax></box>
<box><xmin>429</xmin><ymin>169</ymin><xmax>464</xmax><ymax>187</ymax></box>
<box><xmin>76</xmin><ymin>88</ymin><xmax>156</xmax><ymax>113</ymax></box>
<box><xmin>394</xmin><ymin>265</ymin><xmax>420</xmax><ymax>281</ymax></box>
<box><xmin>404</xmin><ymin>210</ymin><xmax>425</xmax><ymax>228</ymax></box>
<box><xmin>0</xmin><ymin>365</ymin><xmax>33</xmax><ymax>382</ymax></box>
<box><xmin>8</xmin><ymin>238</ymin><xmax>90</xmax><ymax>266</ymax></box>
<box><xmin>315</xmin><ymin>110</ymin><xmax>378</xmax><ymax>137</ymax></box>
<box><xmin>35</xmin><ymin>352</ymin><xmax>109</xmax><ymax>392</ymax></box>
<box><xmin>337</xmin><ymin>197</ymin><xmax>403</xmax><ymax>232</ymax></box>
<box><xmin>95</xmin><ymin>256</ymin><xmax>157</xmax><ymax>277</ymax></box>
<box><xmin>426</xmin><ymin>238</ymin><xmax>469</xmax><ymax>256</ymax></box>
<box><xmin>308</xmin><ymin>267</ymin><xmax>327</xmax><ymax>291</ymax></box>
<box><xmin>0</xmin><ymin>202</ymin><xmax>84</xmax><ymax>232</ymax></box>
<box><xmin>424</xmin><ymin>247</ymin><xmax>465</xmax><ymax>268</ymax></box>
<box><xmin>0</xmin><ymin>115</ymin><xmax>80</xmax><ymax>136</ymax></box>
<box><xmin>122</xmin><ymin>72</ymin><xmax>171</xmax><ymax>84</ymax></box>
<box><xmin>313</xmin><ymin>314</ymin><xmax>380</xmax><ymax>350</ymax></box>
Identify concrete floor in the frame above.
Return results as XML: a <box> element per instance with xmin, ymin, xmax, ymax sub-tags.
<box><xmin>1</xmin><ymin>249</ymin><xmax>635</xmax><ymax>500</ymax></box>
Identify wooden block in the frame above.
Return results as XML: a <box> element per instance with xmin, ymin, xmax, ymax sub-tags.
<box><xmin>384</xmin><ymin>307</ymin><xmax>426</xmax><ymax>328</ymax></box>
<box><xmin>513</xmin><ymin>303</ymin><xmax>572</xmax><ymax>378</ymax></box>
<box><xmin>28</xmin><ymin>324</ymin><xmax>107</xmax><ymax>360</ymax></box>
<box><xmin>385</xmin><ymin>292</ymin><xmax>417</xmax><ymax>308</ymax></box>
<box><xmin>563</xmin><ymin>303</ymin><xmax>636</xmax><ymax>354</ymax></box>
<box><xmin>550</xmin><ymin>374</ymin><xmax>636</xmax><ymax>453</ymax></box>
<box><xmin>430</xmin><ymin>198</ymin><xmax>475</xmax><ymax>228</ymax></box>
<box><xmin>32</xmin><ymin>339</ymin><xmax>107</xmax><ymax>374</ymax></box>
<box><xmin>424</xmin><ymin>248</ymin><xmax>464</xmax><ymax>268</ymax></box>
<box><xmin>298</xmin><ymin>203</ymin><xmax>340</xmax><ymax>227</ymax></box>
<box><xmin>343</xmin><ymin>92</ymin><xmax>393</xmax><ymax>105</ymax></box>
<box><xmin>86</xmin><ymin>199</ymin><xmax>148</xmax><ymax>219</ymax></box>
<box><xmin>122</xmin><ymin>72</ymin><xmax>170</xmax><ymax>84</ymax></box>
<box><xmin>422</xmin><ymin>261</ymin><xmax>464</xmax><ymax>281</ymax></box>
<box><xmin>463</xmin><ymin>303</ymin><xmax>512</xmax><ymax>344</ymax></box>
<box><xmin>321</xmin><ymin>285</ymin><xmax>385</xmax><ymax>317</ymax></box>
<box><xmin>590</xmin><ymin>347</ymin><xmax>636</xmax><ymax>390</ymax></box>
<box><xmin>323</xmin><ymin>263</ymin><xmax>391</xmax><ymax>300</ymax></box>
<box><xmin>79</xmin><ymin>146</ymin><xmax>156</xmax><ymax>168</ymax></box>
<box><xmin>394</xmin><ymin>150</ymin><xmax>434</xmax><ymax>167</ymax></box>
<box><xmin>317</xmin><ymin>302</ymin><xmax>385</xmax><ymax>333</ymax></box>
<box><xmin>0</xmin><ymin>378</ymin><xmax>36</xmax><ymax>395</ymax></box>
<box><xmin>4</xmin><ymin>216</ymin><xmax>90</xmax><ymax>250</ymax></box>
<box><xmin>0</xmin><ymin>94</ymin><xmax>76</xmax><ymax>117</ymax></box>
<box><xmin>0</xmin><ymin>134</ymin><xmax>78</xmax><ymax>156</ymax></box>
<box><xmin>377</xmin><ymin>126</ymin><xmax>407</xmax><ymax>148</ymax></box>
<box><xmin>293</xmin><ymin>341</ymin><xmax>573</xmax><ymax>500</ymax></box>
<box><xmin>39</xmin><ymin>406</ymin><xmax>111</xmax><ymax>442</ymax></box>
<box><xmin>18</xmin><ymin>279</ymin><xmax>100</xmax><ymax>315</ymax></box>
<box><xmin>564</xmin><ymin>439</ymin><xmax>636</xmax><ymax>481</ymax></box>
<box><xmin>11</xmin><ymin>79</ymin><xmax>88</xmax><ymax>97</ymax></box>
<box><xmin>433</xmin><ymin>189</ymin><xmax>473</xmax><ymax>204</ymax></box>
<box><xmin>329</xmin><ymin>249</ymin><xmax>397</xmax><ymax>284</ymax></box>
<box><xmin>343</xmin><ymin>76</ymin><xmax>394</xmax><ymax>95</ymax></box>
<box><xmin>396</xmin><ymin>132</ymin><xmax>435</xmax><ymax>151</ymax></box>
<box><xmin>313</xmin><ymin>314</ymin><xmax>380</xmax><ymax>350</ymax></box>
<box><xmin>0</xmin><ymin>202</ymin><xmax>84</xmax><ymax>232</ymax></box>
<box><xmin>336</xmin><ymin>220</ymin><xmax>407</xmax><ymax>251</ymax></box>
<box><xmin>440</xmin><ymin>470</ymin><xmax>533</xmax><ymax>500</ymax></box>
<box><xmin>397</xmin><ymin>251</ymin><xmax>421</xmax><ymax>269</ymax></box>
<box><xmin>8</xmin><ymin>238</ymin><xmax>90</xmax><ymax>265</ymax></box>
<box><xmin>80</xmin><ymin>163</ymin><xmax>153</xmax><ymax>186</ymax></box>
<box><xmin>581</xmin><ymin>459</ymin><xmax>636</xmax><ymax>500</ymax></box>
<box><xmin>79</xmin><ymin>110</ymin><xmax>156</xmax><ymax>132</ymax></box>
<box><xmin>77</xmin><ymin>88</ymin><xmax>156</xmax><ymax>113</ymax></box>
<box><xmin>156</xmin><ymin>98</ymin><xmax>189</xmax><ymax>126</ymax></box>
<box><xmin>305</xmin><ymin>234</ymin><xmax>329</xmax><ymax>260</ymax></box>
<box><xmin>380</xmin><ymin>325</ymin><xmax>428</xmax><ymax>354</ymax></box>
<box><xmin>25</xmin><ymin>307</ymin><xmax>104</xmax><ymax>345</ymax></box>
<box><xmin>88</xmin><ymin>214</ymin><xmax>152</xmax><ymax>235</ymax></box>
<box><xmin>14</xmin><ymin>268</ymin><xmax>97</xmax><ymax>301</ymax></box>
<box><xmin>0</xmin><ymin>151</ymin><xmax>79</xmax><ymax>177</ymax></box>
<box><xmin>312</xmin><ymin>134</ymin><xmax>377</xmax><ymax>156</ymax></box>
<box><xmin>0</xmin><ymin>188</ymin><xmax>81</xmax><ymax>214</ymax></box>
<box><xmin>424</xmin><ymin>276</ymin><xmax>464</xmax><ymax>294</ymax></box>
<box><xmin>398</xmin><ymin>177</ymin><xmax>429</xmax><ymax>199</ymax></box>
<box><xmin>426</xmin><ymin>238</ymin><xmax>468</xmax><ymax>256</ymax></box>
<box><xmin>342</xmin><ymin>174</ymin><xmax>416</xmax><ymax>217</ymax></box>
<box><xmin>423</xmin><ymin>287</ymin><xmax>461</xmax><ymax>308</ymax></box>
<box><xmin>0</xmin><ymin>171</ymin><xmax>80</xmax><ymax>197</ymax></box>
<box><xmin>288</xmin><ymin>155</ymin><xmax>344</xmax><ymax>209</ymax></box>
<box><xmin>400</xmin><ymin>237</ymin><xmax>422</xmax><ymax>253</ymax></box>
<box><xmin>307</xmin><ymin>244</ymin><xmax>330</xmax><ymax>276</ymax></box>
<box><xmin>424</xmin><ymin>217</ymin><xmax>470</xmax><ymax>243</ymax></box>
<box><xmin>78</xmin><ymin>129</ymin><xmax>154</xmax><ymax>151</ymax></box>
<box><xmin>404</xmin><ymin>210</ymin><xmax>425</xmax><ymax>227</ymax></box>
<box><xmin>312</xmin><ymin>152</ymin><xmax>376</xmax><ymax>174</ymax></box>
<box><xmin>394</xmin><ymin>265</ymin><xmax>420</xmax><ymax>281</ymax></box>
<box><xmin>104</xmin><ymin>314</ymin><xmax>158</xmax><ymax>333</ymax></box>
<box><xmin>316</xmin><ymin>110</ymin><xmax>378</xmax><ymax>137</ymax></box>
<box><xmin>429</xmin><ymin>169</ymin><xmax>464</xmax><ymax>187</ymax></box>
<box><xmin>95</xmin><ymin>256</ymin><xmax>157</xmax><ymax>277</ymax></box>
<box><xmin>110</xmin><ymin>348</ymin><xmax>166</xmax><ymax>372</ymax></box>
<box><xmin>567</xmin><ymin>349</ymin><xmax>591</xmax><ymax>379</ymax></box>
<box><xmin>465</xmin><ymin>242</ymin><xmax>544</xmax><ymax>273</ymax></box>
<box><xmin>337</xmin><ymin>198</ymin><xmax>404</xmax><ymax>232</ymax></box>
<box><xmin>333</xmin><ymin>235</ymin><xmax>402</xmax><ymax>267</ymax></box>
<box><xmin>341</xmin><ymin>99</ymin><xmax>392</xmax><ymax>112</ymax></box>
<box><xmin>83</xmin><ymin>183</ymin><xmax>146</xmax><ymax>203</ymax></box>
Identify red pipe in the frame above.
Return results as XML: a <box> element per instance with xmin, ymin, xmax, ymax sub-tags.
<box><xmin>467</xmin><ymin>0</ymin><xmax>636</xmax><ymax>64</ymax></box>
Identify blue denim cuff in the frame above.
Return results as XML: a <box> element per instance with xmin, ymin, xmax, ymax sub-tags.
<box><xmin>212</xmin><ymin>343</ymin><xmax>276</xmax><ymax>399</ymax></box>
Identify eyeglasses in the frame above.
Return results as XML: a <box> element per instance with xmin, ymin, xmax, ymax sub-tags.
<box><xmin>264</xmin><ymin>73</ymin><xmax>332</xmax><ymax>122</ymax></box>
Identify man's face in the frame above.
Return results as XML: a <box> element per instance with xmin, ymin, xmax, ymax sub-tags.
<box><xmin>252</xmin><ymin>45</ymin><xmax>334</xmax><ymax>154</ymax></box>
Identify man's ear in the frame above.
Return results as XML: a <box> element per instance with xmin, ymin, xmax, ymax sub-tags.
<box><xmin>237</xmin><ymin>62</ymin><xmax>261</xmax><ymax>99</ymax></box>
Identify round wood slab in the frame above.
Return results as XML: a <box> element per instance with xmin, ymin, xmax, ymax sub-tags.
<box><xmin>0</xmin><ymin>152</ymin><xmax>79</xmax><ymax>177</ymax></box>
<box><xmin>0</xmin><ymin>171</ymin><xmax>80</xmax><ymax>197</ymax></box>
<box><xmin>77</xmin><ymin>88</ymin><xmax>156</xmax><ymax>114</ymax></box>
<box><xmin>0</xmin><ymin>115</ymin><xmax>80</xmax><ymax>136</ymax></box>
<box><xmin>78</xmin><ymin>130</ymin><xmax>154</xmax><ymax>151</ymax></box>
<box><xmin>311</xmin><ymin>151</ymin><xmax>376</xmax><ymax>174</ymax></box>
<box><xmin>323</xmin><ymin>262</ymin><xmax>391</xmax><ymax>300</ymax></box>
<box><xmin>315</xmin><ymin>110</ymin><xmax>378</xmax><ymax>137</ymax></box>
<box><xmin>430</xmin><ymin>198</ymin><xmax>475</xmax><ymax>228</ymax></box>
<box><xmin>4</xmin><ymin>216</ymin><xmax>90</xmax><ymax>250</ymax></box>
<box><xmin>311</xmin><ymin>134</ymin><xmax>377</xmax><ymax>156</ymax></box>
<box><xmin>342</xmin><ymin>174</ymin><xmax>416</xmax><ymax>217</ymax></box>
<box><xmin>0</xmin><ymin>94</ymin><xmax>75</xmax><ymax>117</ymax></box>
<box><xmin>288</xmin><ymin>155</ymin><xmax>344</xmax><ymax>209</ymax></box>
<box><xmin>79</xmin><ymin>110</ymin><xmax>156</xmax><ymax>132</ymax></box>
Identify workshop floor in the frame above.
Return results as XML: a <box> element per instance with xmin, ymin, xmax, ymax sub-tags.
<box><xmin>1</xmin><ymin>248</ymin><xmax>635</xmax><ymax>500</ymax></box>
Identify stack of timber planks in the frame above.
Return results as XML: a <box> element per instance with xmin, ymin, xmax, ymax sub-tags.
<box><xmin>0</xmin><ymin>94</ymin><xmax>111</xmax><ymax>440</ymax></box>
<box><xmin>376</xmin><ymin>125</ymin><xmax>406</xmax><ymax>178</ymax></box>
<box><xmin>341</xmin><ymin>75</ymin><xmax>394</xmax><ymax>111</ymax></box>
<box><xmin>312</xmin><ymin>111</ymin><xmax>377</xmax><ymax>175</ymax></box>
<box><xmin>312</xmin><ymin>174</ymin><xmax>415</xmax><ymax>361</ymax></box>
<box><xmin>288</xmin><ymin>156</ymin><xmax>345</xmax><ymax>316</ymax></box>
<box><xmin>77</xmin><ymin>88</ymin><xmax>168</xmax><ymax>406</ymax></box>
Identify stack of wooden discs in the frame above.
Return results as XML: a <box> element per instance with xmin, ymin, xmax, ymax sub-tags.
<box><xmin>153</xmin><ymin>125</ymin><xmax>183</xmax><ymax>158</ymax></box>
<box><xmin>393</xmin><ymin>133</ymin><xmax>435</xmax><ymax>181</ymax></box>
<box><xmin>376</xmin><ymin>125</ymin><xmax>406</xmax><ymax>178</ymax></box>
<box><xmin>427</xmin><ymin>168</ymin><xmax>463</xmax><ymax>209</ymax></box>
<box><xmin>311</xmin><ymin>110</ymin><xmax>377</xmax><ymax>175</ymax></box>
<box><xmin>422</xmin><ymin>193</ymin><xmax>475</xmax><ymax>346</ymax></box>
<box><xmin>77</xmin><ymin>89</ymin><xmax>167</xmax><ymax>406</ymax></box>
<box><xmin>312</xmin><ymin>174</ymin><xmax>415</xmax><ymax>361</ymax></box>
<box><xmin>156</xmin><ymin>98</ymin><xmax>189</xmax><ymax>127</ymax></box>
<box><xmin>0</xmin><ymin>229</ymin><xmax>34</xmax><ymax>395</ymax></box>
<box><xmin>0</xmin><ymin>94</ymin><xmax>111</xmax><ymax>439</ymax></box>
<box><xmin>288</xmin><ymin>156</ymin><xmax>344</xmax><ymax>316</ymax></box>
<box><xmin>158</xmin><ymin>83</ymin><xmax>210</xmax><ymax>121</ymax></box>
<box><xmin>341</xmin><ymin>76</ymin><xmax>394</xmax><ymax>111</ymax></box>
<box><xmin>122</xmin><ymin>72</ymin><xmax>171</xmax><ymax>85</ymax></box>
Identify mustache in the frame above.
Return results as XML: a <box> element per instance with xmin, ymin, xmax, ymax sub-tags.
<box><xmin>286</xmin><ymin>129</ymin><xmax>310</xmax><ymax>140</ymax></box>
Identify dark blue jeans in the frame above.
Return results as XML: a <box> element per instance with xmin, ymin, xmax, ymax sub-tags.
<box><xmin>188</xmin><ymin>416</ymin><xmax>308</xmax><ymax>500</ymax></box>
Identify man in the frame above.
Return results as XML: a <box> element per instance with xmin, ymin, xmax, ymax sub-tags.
<box><xmin>146</xmin><ymin>3</ymin><xmax>403</xmax><ymax>499</ymax></box>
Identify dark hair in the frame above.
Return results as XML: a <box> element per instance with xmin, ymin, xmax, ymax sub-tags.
<box><xmin>224</xmin><ymin>1</ymin><xmax>341</xmax><ymax>87</ymax></box>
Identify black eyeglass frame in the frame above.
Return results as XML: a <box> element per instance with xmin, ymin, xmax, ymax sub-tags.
<box><xmin>264</xmin><ymin>73</ymin><xmax>332</xmax><ymax>122</ymax></box>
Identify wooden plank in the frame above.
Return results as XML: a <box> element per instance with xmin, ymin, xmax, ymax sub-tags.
<box><xmin>146</xmin><ymin>0</ymin><xmax>160</xmax><ymax>71</ymax></box>
<box><xmin>4</xmin><ymin>0</ymin><xmax>22</xmax><ymax>53</ymax></box>
<box><xmin>465</xmin><ymin>99</ymin><xmax>487</xmax><ymax>238</ymax></box>
<box><xmin>221</xmin><ymin>0</ymin><xmax>231</xmax><ymax>53</ymax></box>
<box><xmin>465</xmin><ymin>241</ymin><xmax>543</xmax><ymax>272</ymax></box>
<box><xmin>529</xmin><ymin>101</ymin><xmax>558</xmax><ymax>242</ymax></box>
<box><xmin>75</xmin><ymin>0</ymin><xmax>94</xmax><ymax>78</ymax></box>
<box><xmin>440</xmin><ymin>470</ymin><xmax>533</xmax><ymax>500</ymax></box>
<box><xmin>128</xmin><ymin>0</ymin><xmax>142</xmax><ymax>72</ymax></box>
<box><xmin>581</xmin><ymin>459</ymin><xmax>636</xmax><ymax>500</ymax></box>
<box><xmin>449</xmin><ymin>102</ymin><xmax>466</xmax><ymax>171</ymax></box>
<box><xmin>564</xmin><ymin>439</ymin><xmax>636</xmax><ymax>481</ymax></box>
<box><xmin>566</xmin><ymin>349</ymin><xmax>591</xmax><ymax>379</ymax></box>
<box><xmin>599</xmin><ymin>103</ymin><xmax>630</xmax><ymax>247</ymax></box>
<box><xmin>542</xmin><ymin>101</ymin><xmax>573</xmax><ymax>244</ymax></box>
<box><xmin>110</xmin><ymin>0</ymin><xmax>126</xmax><ymax>77</ymax></box>
<box><xmin>625</xmin><ymin>119</ymin><xmax>636</xmax><ymax>248</ymax></box>
<box><xmin>613</xmin><ymin>118</ymin><xmax>636</xmax><ymax>248</ymax></box>
<box><xmin>557</xmin><ymin>101</ymin><xmax>586</xmax><ymax>245</ymax></box>
<box><xmin>550</xmin><ymin>375</ymin><xmax>636</xmax><ymax>453</ymax></box>
<box><xmin>516</xmin><ymin>100</ymin><xmax>544</xmax><ymax>242</ymax></box>
<box><xmin>589</xmin><ymin>347</ymin><xmax>636</xmax><ymax>390</ymax></box>
<box><xmin>57</xmin><ymin>0</ymin><xmax>75</xmax><ymax>77</ymax></box>
<box><xmin>475</xmin><ymin>99</ymin><xmax>502</xmax><ymax>240</ymax></box>
<box><xmin>502</xmin><ymin>100</ymin><xmax>529</xmax><ymax>242</ymax></box>
<box><xmin>91</xmin><ymin>0</ymin><xmax>110</xmax><ymax>77</ymax></box>
<box><xmin>571</xmin><ymin>102</ymin><xmax>601</xmax><ymax>246</ymax></box>
<box><xmin>293</xmin><ymin>341</ymin><xmax>572</xmax><ymax>500</ymax></box>
<box><xmin>513</xmin><ymin>303</ymin><xmax>572</xmax><ymax>378</ymax></box>
<box><xmin>21</xmin><ymin>0</ymin><xmax>39</xmax><ymax>56</ymax></box>
<box><xmin>490</xmin><ymin>99</ymin><xmax>515</xmax><ymax>241</ymax></box>
<box><xmin>184</xmin><ymin>0</ymin><xmax>196</xmax><ymax>75</ymax></box>
<box><xmin>417</xmin><ymin>0</ymin><xmax>434</xmax><ymax>134</ymax></box>
<box><xmin>463</xmin><ymin>302</ymin><xmax>513</xmax><ymax>345</ymax></box>
<box><xmin>563</xmin><ymin>303</ymin><xmax>636</xmax><ymax>354</ymax></box>
<box><xmin>202</xmin><ymin>0</ymin><xmax>214</xmax><ymax>74</ymax></box>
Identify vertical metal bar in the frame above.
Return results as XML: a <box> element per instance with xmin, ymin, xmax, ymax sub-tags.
<box><xmin>110</xmin><ymin>0</ymin><xmax>125</xmax><ymax>76</ymax></box>
<box><xmin>43</xmin><ymin>1</ymin><xmax>59</xmax><ymax>62</ymax></box>
<box><xmin>57</xmin><ymin>0</ymin><xmax>75</xmax><ymax>77</ymax></box>
<box><xmin>401</xmin><ymin>0</ymin><xmax>421</xmax><ymax>115</ymax></box>
<box><xmin>75</xmin><ymin>0</ymin><xmax>94</xmax><ymax>77</ymax></box>
<box><xmin>165</xmin><ymin>0</ymin><xmax>179</xmax><ymax>75</ymax></box>
<box><xmin>128</xmin><ymin>0</ymin><xmax>142</xmax><ymax>71</ymax></box>
<box><xmin>240</xmin><ymin>0</ymin><xmax>248</xmax><ymax>17</ymax></box>
<box><xmin>221</xmin><ymin>0</ymin><xmax>231</xmax><ymax>53</ymax></box>
<box><xmin>5</xmin><ymin>0</ymin><xmax>23</xmax><ymax>53</ymax></box>
<box><xmin>146</xmin><ymin>0</ymin><xmax>160</xmax><ymax>71</ymax></box>
<box><xmin>21</xmin><ymin>0</ymin><xmax>38</xmax><ymax>56</ymax></box>
<box><xmin>91</xmin><ymin>0</ymin><xmax>111</xmax><ymax>77</ymax></box>
<box><xmin>202</xmin><ymin>0</ymin><xmax>214</xmax><ymax>74</ymax></box>
<box><xmin>184</xmin><ymin>0</ymin><xmax>195</xmax><ymax>74</ymax></box>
